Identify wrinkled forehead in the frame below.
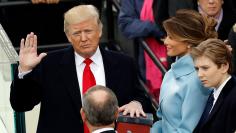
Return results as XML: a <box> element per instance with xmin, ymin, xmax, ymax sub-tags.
<box><xmin>198</xmin><ymin>0</ymin><xmax>223</xmax><ymax>3</ymax></box>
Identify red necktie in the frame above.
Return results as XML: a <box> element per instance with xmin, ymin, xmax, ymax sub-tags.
<box><xmin>82</xmin><ymin>58</ymin><xmax>96</xmax><ymax>93</ymax></box>
<box><xmin>82</xmin><ymin>58</ymin><xmax>96</xmax><ymax>133</ymax></box>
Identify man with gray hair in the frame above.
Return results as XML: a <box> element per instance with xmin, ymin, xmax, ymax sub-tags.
<box><xmin>10</xmin><ymin>4</ymin><xmax>151</xmax><ymax>133</ymax></box>
<box><xmin>81</xmin><ymin>85</ymin><xmax>118</xmax><ymax>133</ymax></box>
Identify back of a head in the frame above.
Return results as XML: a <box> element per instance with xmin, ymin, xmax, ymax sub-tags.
<box><xmin>64</xmin><ymin>5</ymin><xmax>102</xmax><ymax>33</ymax></box>
<box><xmin>163</xmin><ymin>9</ymin><xmax>218</xmax><ymax>47</ymax></box>
<box><xmin>82</xmin><ymin>85</ymin><xmax>118</xmax><ymax>127</ymax></box>
<box><xmin>191</xmin><ymin>38</ymin><xmax>233</xmax><ymax>74</ymax></box>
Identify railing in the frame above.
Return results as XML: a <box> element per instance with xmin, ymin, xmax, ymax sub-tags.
<box><xmin>138</xmin><ymin>38</ymin><xmax>167</xmax><ymax>75</ymax></box>
<box><xmin>109</xmin><ymin>0</ymin><xmax>167</xmax><ymax>74</ymax></box>
<box><xmin>108</xmin><ymin>0</ymin><xmax>168</xmax><ymax>111</ymax></box>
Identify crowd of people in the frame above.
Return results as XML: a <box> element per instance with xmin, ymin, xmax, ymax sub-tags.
<box><xmin>3</xmin><ymin>0</ymin><xmax>236</xmax><ymax>133</ymax></box>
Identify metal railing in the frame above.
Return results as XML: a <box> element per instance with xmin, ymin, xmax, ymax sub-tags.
<box><xmin>109</xmin><ymin>0</ymin><xmax>167</xmax><ymax>75</ymax></box>
<box><xmin>109</xmin><ymin>0</ymin><xmax>168</xmax><ymax>110</ymax></box>
<box><xmin>138</xmin><ymin>38</ymin><xmax>167</xmax><ymax>74</ymax></box>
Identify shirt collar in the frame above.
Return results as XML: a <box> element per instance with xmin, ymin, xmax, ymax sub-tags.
<box><xmin>213</xmin><ymin>75</ymin><xmax>231</xmax><ymax>101</ymax></box>
<box><xmin>92</xmin><ymin>127</ymin><xmax>115</xmax><ymax>133</ymax></box>
<box><xmin>215</xmin><ymin>9</ymin><xmax>223</xmax><ymax>31</ymax></box>
<box><xmin>74</xmin><ymin>47</ymin><xmax>102</xmax><ymax>66</ymax></box>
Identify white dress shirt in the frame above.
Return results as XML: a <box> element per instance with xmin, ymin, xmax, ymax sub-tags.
<box><xmin>92</xmin><ymin>127</ymin><xmax>115</xmax><ymax>133</ymax></box>
<box><xmin>212</xmin><ymin>76</ymin><xmax>231</xmax><ymax>109</ymax></box>
<box><xmin>75</xmin><ymin>47</ymin><xmax>106</xmax><ymax>97</ymax></box>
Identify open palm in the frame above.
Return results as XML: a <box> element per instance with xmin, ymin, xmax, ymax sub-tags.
<box><xmin>19</xmin><ymin>32</ymin><xmax>47</xmax><ymax>72</ymax></box>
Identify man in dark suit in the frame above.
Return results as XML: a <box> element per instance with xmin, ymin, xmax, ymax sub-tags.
<box><xmin>80</xmin><ymin>85</ymin><xmax>118</xmax><ymax>133</ymax></box>
<box><xmin>10</xmin><ymin>5</ymin><xmax>150</xmax><ymax>133</ymax></box>
<box><xmin>155</xmin><ymin>0</ymin><xmax>236</xmax><ymax>40</ymax></box>
<box><xmin>196</xmin><ymin>0</ymin><xmax>236</xmax><ymax>40</ymax></box>
<box><xmin>190</xmin><ymin>38</ymin><xmax>236</xmax><ymax>133</ymax></box>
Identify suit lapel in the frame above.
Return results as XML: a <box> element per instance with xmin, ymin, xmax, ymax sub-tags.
<box><xmin>204</xmin><ymin>77</ymin><xmax>235</xmax><ymax>124</ymax></box>
<box><xmin>58</xmin><ymin>46</ymin><xmax>82</xmax><ymax>115</ymax></box>
<box><xmin>100</xmin><ymin>48</ymin><xmax>118</xmax><ymax>89</ymax></box>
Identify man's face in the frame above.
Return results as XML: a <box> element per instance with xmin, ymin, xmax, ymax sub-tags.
<box><xmin>198</xmin><ymin>0</ymin><xmax>223</xmax><ymax>17</ymax></box>
<box><xmin>66</xmin><ymin>18</ymin><xmax>102</xmax><ymax>58</ymax></box>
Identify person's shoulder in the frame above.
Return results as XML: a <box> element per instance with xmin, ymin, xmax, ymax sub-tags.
<box><xmin>225</xmin><ymin>77</ymin><xmax>236</xmax><ymax>107</ymax></box>
<box><xmin>46</xmin><ymin>46</ymin><xmax>72</xmax><ymax>56</ymax></box>
<box><xmin>101</xmin><ymin>48</ymin><xmax>134</xmax><ymax>61</ymax></box>
<box><xmin>228</xmin><ymin>76</ymin><xmax>236</xmax><ymax>93</ymax></box>
<box><xmin>41</xmin><ymin>46</ymin><xmax>73</xmax><ymax>63</ymax></box>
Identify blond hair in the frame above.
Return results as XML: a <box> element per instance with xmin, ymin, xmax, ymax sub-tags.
<box><xmin>64</xmin><ymin>5</ymin><xmax>103</xmax><ymax>33</ymax></box>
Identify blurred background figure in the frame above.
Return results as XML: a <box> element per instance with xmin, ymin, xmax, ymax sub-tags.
<box><xmin>156</xmin><ymin>0</ymin><xmax>236</xmax><ymax>40</ymax></box>
<box><xmin>80</xmin><ymin>85</ymin><xmax>118</xmax><ymax>133</ymax></box>
<box><xmin>118</xmin><ymin>0</ymin><xmax>168</xmax><ymax>101</ymax></box>
<box><xmin>191</xmin><ymin>38</ymin><xmax>236</xmax><ymax>133</ymax></box>
<box><xmin>228</xmin><ymin>23</ymin><xmax>236</xmax><ymax>75</ymax></box>
<box><xmin>197</xmin><ymin>0</ymin><xmax>236</xmax><ymax>40</ymax></box>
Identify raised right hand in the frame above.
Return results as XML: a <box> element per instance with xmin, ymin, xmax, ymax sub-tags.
<box><xmin>19</xmin><ymin>32</ymin><xmax>47</xmax><ymax>72</ymax></box>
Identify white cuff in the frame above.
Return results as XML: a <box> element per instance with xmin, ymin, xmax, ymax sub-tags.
<box><xmin>18</xmin><ymin>66</ymin><xmax>32</xmax><ymax>79</ymax></box>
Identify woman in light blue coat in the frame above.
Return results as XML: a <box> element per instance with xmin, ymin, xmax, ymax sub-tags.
<box><xmin>151</xmin><ymin>9</ymin><xmax>218</xmax><ymax>133</ymax></box>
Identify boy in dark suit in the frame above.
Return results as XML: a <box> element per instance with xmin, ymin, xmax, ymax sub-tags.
<box><xmin>191</xmin><ymin>38</ymin><xmax>236</xmax><ymax>133</ymax></box>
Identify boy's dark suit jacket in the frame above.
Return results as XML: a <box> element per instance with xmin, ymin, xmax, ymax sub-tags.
<box><xmin>10</xmin><ymin>46</ymin><xmax>150</xmax><ymax>133</ymax></box>
<box><xmin>193</xmin><ymin>76</ymin><xmax>236</xmax><ymax>133</ymax></box>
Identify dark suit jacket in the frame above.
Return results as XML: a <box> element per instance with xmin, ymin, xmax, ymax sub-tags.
<box><xmin>10</xmin><ymin>46</ymin><xmax>150</xmax><ymax>133</ymax></box>
<box><xmin>216</xmin><ymin>9</ymin><xmax>236</xmax><ymax>40</ymax></box>
<box><xmin>193</xmin><ymin>76</ymin><xmax>236</xmax><ymax>133</ymax></box>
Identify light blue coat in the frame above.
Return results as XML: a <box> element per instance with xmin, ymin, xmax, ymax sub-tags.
<box><xmin>151</xmin><ymin>55</ymin><xmax>210</xmax><ymax>133</ymax></box>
